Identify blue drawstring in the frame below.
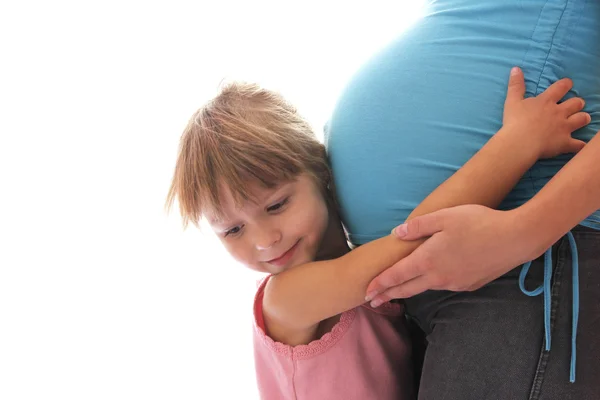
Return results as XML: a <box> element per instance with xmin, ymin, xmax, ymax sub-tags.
<box><xmin>518</xmin><ymin>231</ymin><xmax>579</xmax><ymax>383</ymax></box>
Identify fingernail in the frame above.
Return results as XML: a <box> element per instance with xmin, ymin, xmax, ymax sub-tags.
<box><xmin>394</xmin><ymin>224</ymin><xmax>408</xmax><ymax>238</ymax></box>
<box><xmin>510</xmin><ymin>66</ymin><xmax>520</xmax><ymax>76</ymax></box>
<box><xmin>370</xmin><ymin>298</ymin><xmax>383</xmax><ymax>308</ymax></box>
<box><xmin>365</xmin><ymin>291</ymin><xmax>379</xmax><ymax>302</ymax></box>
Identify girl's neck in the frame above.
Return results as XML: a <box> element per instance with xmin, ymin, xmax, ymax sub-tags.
<box><xmin>315</xmin><ymin>210</ymin><xmax>351</xmax><ymax>261</ymax></box>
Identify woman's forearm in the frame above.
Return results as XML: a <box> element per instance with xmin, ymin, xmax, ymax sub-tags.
<box><xmin>516</xmin><ymin>131</ymin><xmax>600</xmax><ymax>259</ymax></box>
<box><xmin>264</xmin><ymin>126</ymin><xmax>540</xmax><ymax>335</ymax></box>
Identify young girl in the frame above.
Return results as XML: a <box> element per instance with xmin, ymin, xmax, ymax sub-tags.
<box><xmin>166</xmin><ymin>68</ymin><xmax>589</xmax><ymax>399</ymax></box>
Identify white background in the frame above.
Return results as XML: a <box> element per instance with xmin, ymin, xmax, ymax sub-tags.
<box><xmin>0</xmin><ymin>1</ymin><xmax>425</xmax><ymax>399</ymax></box>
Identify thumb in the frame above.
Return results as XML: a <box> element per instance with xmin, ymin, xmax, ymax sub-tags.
<box><xmin>504</xmin><ymin>67</ymin><xmax>525</xmax><ymax>106</ymax></box>
<box><xmin>393</xmin><ymin>211</ymin><xmax>445</xmax><ymax>240</ymax></box>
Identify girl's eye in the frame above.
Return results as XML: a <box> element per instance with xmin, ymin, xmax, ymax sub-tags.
<box><xmin>267</xmin><ymin>198</ymin><xmax>288</xmax><ymax>213</ymax></box>
<box><xmin>224</xmin><ymin>225</ymin><xmax>243</xmax><ymax>237</ymax></box>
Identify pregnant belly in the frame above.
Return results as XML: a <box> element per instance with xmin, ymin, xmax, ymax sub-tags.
<box><xmin>325</xmin><ymin>0</ymin><xmax>600</xmax><ymax>244</ymax></box>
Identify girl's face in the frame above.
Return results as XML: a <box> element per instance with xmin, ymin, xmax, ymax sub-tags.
<box><xmin>209</xmin><ymin>174</ymin><xmax>330</xmax><ymax>274</ymax></box>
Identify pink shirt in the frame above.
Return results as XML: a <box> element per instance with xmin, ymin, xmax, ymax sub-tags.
<box><xmin>253</xmin><ymin>276</ymin><xmax>414</xmax><ymax>400</ymax></box>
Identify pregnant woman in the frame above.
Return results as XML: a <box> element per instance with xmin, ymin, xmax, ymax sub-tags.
<box><xmin>326</xmin><ymin>1</ymin><xmax>600</xmax><ymax>399</ymax></box>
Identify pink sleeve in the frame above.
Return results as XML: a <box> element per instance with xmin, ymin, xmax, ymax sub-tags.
<box><xmin>251</xmin><ymin>277</ymin><xmax>414</xmax><ymax>400</ymax></box>
<box><xmin>252</xmin><ymin>276</ymin><xmax>297</xmax><ymax>399</ymax></box>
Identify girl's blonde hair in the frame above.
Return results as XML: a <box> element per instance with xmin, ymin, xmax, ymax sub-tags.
<box><xmin>166</xmin><ymin>82</ymin><xmax>333</xmax><ymax>227</ymax></box>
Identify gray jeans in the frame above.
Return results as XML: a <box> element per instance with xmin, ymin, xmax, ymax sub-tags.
<box><xmin>404</xmin><ymin>225</ymin><xmax>600</xmax><ymax>400</ymax></box>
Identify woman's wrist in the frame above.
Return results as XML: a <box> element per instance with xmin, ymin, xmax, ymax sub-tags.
<box><xmin>508</xmin><ymin>202</ymin><xmax>563</xmax><ymax>262</ymax></box>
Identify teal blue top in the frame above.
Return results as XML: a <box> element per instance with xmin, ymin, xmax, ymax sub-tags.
<box><xmin>325</xmin><ymin>0</ymin><xmax>600</xmax><ymax>383</ymax></box>
<box><xmin>326</xmin><ymin>0</ymin><xmax>600</xmax><ymax>245</ymax></box>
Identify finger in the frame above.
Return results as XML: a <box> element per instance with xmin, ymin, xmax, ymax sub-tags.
<box><xmin>393</xmin><ymin>211</ymin><xmax>445</xmax><ymax>240</ymax></box>
<box><xmin>539</xmin><ymin>78</ymin><xmax>573</xmax><ymax>103</ymax></box>
<box><xmin>365</xmin><ymin>257</ymin><xmax>424</xmax><ymax>301</ymax></box>
<box><xmin>559</xmin><ymin>97</ymin><xmax>585</xmax><ymax>116</ymax></box>
<box><xmin>504</xmin><ymin>67</ymin><xmax>525</xmax><ymax>107</ymax></box>
<box><xmin>368</xmin><ymin>292</ymin><xmax>392</xmax><ymax>308</ymax></box>
<box><xmin>564</xmin><ymin>139</ymin><xmax>586</xmax><ymax>154</ymax></box>
<box><xmin>567</xmin><ymin>112</ymin><xmax>592</xmax><ymax>132</ymax></box>
<box><xmin>370</xmin><ymin>276</ymin><xmax>431</xmax><ymax>307</ymax></box>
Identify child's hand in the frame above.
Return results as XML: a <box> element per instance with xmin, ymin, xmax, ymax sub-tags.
<box><xmin>502</xmin><ymin>67</ymin><xmax>590</xmax><ymax>159</ymax></box>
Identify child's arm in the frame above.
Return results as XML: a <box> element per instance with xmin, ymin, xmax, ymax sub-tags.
<box><xmin>263</xmin><ymin>68</ymin><xmax>590</xmax><ymax>345</ymax></box>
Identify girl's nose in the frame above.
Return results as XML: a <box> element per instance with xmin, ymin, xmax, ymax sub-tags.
<box><xmin>255</xmin><ymin>228</ymin><xmax>282</xmax><ymax>250</ymax></box>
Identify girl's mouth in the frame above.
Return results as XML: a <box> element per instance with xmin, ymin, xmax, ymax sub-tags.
<box><xmin>266</xmin><ymin>240</ymin><xmax>300</xmax><ymax>268</ymax></box>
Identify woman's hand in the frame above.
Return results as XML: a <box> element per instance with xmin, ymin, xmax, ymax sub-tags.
<box><xmin>365</xmin><ymin>204</ymin><xmax>544</xmax><ymax>307</ymax></box>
